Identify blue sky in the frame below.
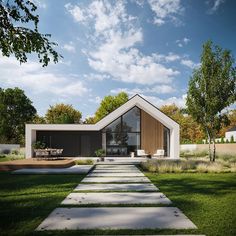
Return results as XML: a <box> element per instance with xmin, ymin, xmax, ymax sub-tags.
<box><xmin>0</xmin><ymin>0</ymin><xmax>236</xmax><ymax>119</ymax></box>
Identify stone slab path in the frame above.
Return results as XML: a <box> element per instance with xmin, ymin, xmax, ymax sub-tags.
<box><xmin>82</xmin><ymin>176</ymin><xmax>150</xmax><ymax>183</ymax></box>
<box><xmin>88</xmin><ymin>172</ymin><xmax>145</xmax><ymax>177</ymax></box>
<box><xmin>12</xmin><ymin>165</ymin><xmax>93</xmax><ymax>174</ymax></box>
<box><xmin>36</xmin><ymin>163</ymin><xmax>198</xmax><ymax>233</ymax></box>
<box><xmin>74</xmin><ymin>183</ymin><xmax>159</xmax><ymax>191</ymax></box>
<box><xmin>36</xmin><ymin>207</ymin><xmax>197</xmax><ymax>230</ymax></box>
<box><xmin>61</xmin><ymin>192</ymin><xmax>172</xmax><ymax>205</ymax></box>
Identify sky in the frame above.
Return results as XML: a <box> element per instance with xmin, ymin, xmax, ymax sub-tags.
<box><xmin>0</xmin><ymin>0</ymin><xmax>236</xmax><ymax>119</ymax></box>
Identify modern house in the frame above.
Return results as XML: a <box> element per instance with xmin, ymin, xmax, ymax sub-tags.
<box><xmin>25</xmin><ymin>95</ymin><xmax>180</xmax><ymax>158</ymax></box>
<box><xmin>225</xmin><ymin>126</ymin><xmax>236</xmax><ymax>142</ymax></box>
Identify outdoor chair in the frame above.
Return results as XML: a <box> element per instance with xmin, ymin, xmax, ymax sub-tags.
<box><xmin>153</xmin><ymin>149</ymin><xmax>165</xmax><ymax>158</ymax></box>
<box><xmin>137</xmin><ymin>149</ymin><xmax>148</xmax><ymax>157</ymax></box>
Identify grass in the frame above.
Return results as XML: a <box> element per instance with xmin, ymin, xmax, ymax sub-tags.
<box><xmin>0</xmin><ymin>154</ymin><xmax>24</xmax><ymax>162</ymax></box>
<box><xmin>146</xmin><ymin>172</ymin><xmax>236</xmax><ymax>236</ymax></box>
<box><xmin>0</xmin><ymin>171</ymin><xmax>235</xmax><ymax>236</ymax></box>
<box><xmin>0</xmin><ymin>173</ymin><xmax>85</xmax><ymax>236</ymax></box>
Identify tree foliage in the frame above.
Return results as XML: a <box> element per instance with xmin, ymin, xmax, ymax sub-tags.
<box><xmin>0</xmin><ymin>0</ymin><xmax>61</xmax><ymax>66</ymax></box>
<box><xmin>186</xmin><ymin>40</ymin><xmax>236</xmax><ymax>161</ymax></box>
<box><xmin>94</xmin><ymin>92</ymin><xmax>129</xmax><ymax>122</ymax></box>
<box><xmin>0</xmin><ymin>87</ymin><xmax>36</xmax><ymax>144</ymax></box>
<box><xmin>160</xmin><ymin>104</ymin><xmax>205</xmax><ymax>144</ymax></box>
<box><xmin>45</xmin><ymin>104</ymin><xmax>82</xmax><ymax>124</ymax></box>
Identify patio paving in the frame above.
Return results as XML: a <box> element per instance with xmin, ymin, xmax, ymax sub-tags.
<box><xmin>12</xmin><ymin>165</ymin><xmax>93</xmax><ymax>174</ymax></box>
<box><xmin>74</xmin><ymin>183</ymin><xmax>159</xmax><ymax>191</ymax></box>
<box><xmin>61</xmin><ymin>192</ymin><xmax>171</xmax><ymax>205</ymax></box>
<box><xmin>82</xmin><ymin>176</ymin><xmax>150</xmax><ymax>183</ymax></box>
<box><xmin>36</xmin><ymin>207</ymin><xmax>197</xmax><ymax>230</ymax></box>
<box><xmin>87</xmin><ymin>172</ymin><xmax>145</xmax><ymax>177</ymax></box>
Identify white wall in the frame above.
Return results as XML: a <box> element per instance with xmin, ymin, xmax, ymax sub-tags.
<box><xmin>225</xmin><ymin>131</ymin><xmax>236</xmax><ymax>142</ymax></box>
<box><xmin>0</xmin><ymin>144</ymin><xmax>20</xmax><ymax>153</ymax></box>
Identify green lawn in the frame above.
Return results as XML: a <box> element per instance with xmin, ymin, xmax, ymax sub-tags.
<box><xmin>0</xmin><ymin>172</ymin><xmax>235</xmax><ymax>236</ymax></box>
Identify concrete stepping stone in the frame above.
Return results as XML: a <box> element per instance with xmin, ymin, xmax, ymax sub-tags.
<box><xmin>88</xmin><ymin>172</ymin><xmax>145</xmax><ymax>177</ymax></box>
<box><xmin>95</xmin><ymin>166</ymin><xmax>139</xmax><ymax>169</ymax></box>
<box><xmin>92</xmin><ymin>169</ymin><xmax>141</xmax><ymax>173</ymax></box>
<box><xmin>82</xmin><ymin>177</ymin><xmax>150</xmax><ymax>183</ymax></box>
<box><xmin>61</xmin><ymin>192</ymin><xmax>172</xmax><ymax>205</ymax></box>
<box><xmin>74</xmin><ymin>183</ymin><xmax>158</xmax><ymax>191</ymax></box>
<box><xmin>36</xmin><ymin>207</ymin><xmax>197</xmax><ymax>230</ymax></box>
<box><xmin>12</xmin><ymin>165</ymin><xmax>93</xmax><ymax>174</ymax></box>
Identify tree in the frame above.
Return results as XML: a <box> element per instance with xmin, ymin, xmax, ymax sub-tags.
<box><xmin>83</xmin><ymin>116</ymin><xmax>96</xmax><ymax>124</ymax></box>
<box><xmin>186</xmin><ymin>40</ymin><xmax>236</xmax><ymax>161</ymax></box>
<box><xmin>0</xmin><ymin>0</ymin><xmax>61</xmax><ymax>66</ymax></box>
<box><xmin>0</xmin><ymin>87</ymin><xmax>36</xmax><ymax>144</ymax></box>
<box><xmin>45</xmin><ymin>104</ymin><xmax>82</xmax><ymax>124</ymax></box>
<box><xmin>32</xmin><ymin>114</ymin><xmax>46</xmax><ymax>124</ymax></box>
<box><xmin>160</xmin><ymin>104</ymin><xmax>205</xmax><ymax>144</ymax></box>
<box><xmin>94</xmin><ymin>92</ymin><xmax>129</xmax><ymax>122</ymax></box>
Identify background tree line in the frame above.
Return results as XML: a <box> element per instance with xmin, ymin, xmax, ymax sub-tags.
<box><xmin>0</xmin><ymin>88</ymin><xmax>235</xmax><ymax>146</ymax></box>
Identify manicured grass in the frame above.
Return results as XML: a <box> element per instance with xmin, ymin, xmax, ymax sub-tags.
<box><xmin>0</xmin><ymin>172</ymin><xmax>235</xmax><ymax>236</ymax></box>
<box><xmin>146</xmin><ymin>172</ymin><xmax>236</xmax><ymax>236</ymax></box>
<box><xmin>0</xmin><ymin>173</ymin><xmax>85</xmax><ymax>236</ymax></box>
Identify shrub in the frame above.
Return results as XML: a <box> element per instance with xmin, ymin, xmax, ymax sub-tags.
<box><xmin>2</xmin><ymin>149</ymin><xmax>10</xmax><ymax>155</ymax></box>
<box><xmin>141</xmin><ymin>158</ymin><xmax>229</xmax><ymax>173</ymax></box>
<box><xmin>32</xmin><ymin>141</ymin><xmax>46</xmax><ymax>149</ymax></box>
<box><xmin>230</xmin><ymin>136</ymin><xmax>234</xmax><ymax>143</ymax></box>
<box><xmin>230</xmin><ymin>163</ymin><xmax>236</xmax><ymax>172</ymax></box>
<box><xmin>75</xmin><ymin>159</ymin><xmax>94</xmax><ymax>165</ymax></box>
<box><xmin>94</xmin><ymin>149</ymin><xmax>105</xmax><ymax>157</ymax></box>
<box><xmin>11</xmin><ymin>149</ymin><xmax>19</xmax><ymax>155</ymax></box>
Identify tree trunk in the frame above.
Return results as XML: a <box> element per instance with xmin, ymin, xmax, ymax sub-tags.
<box><xmin>212</xmin><ymin>138</ymin><xmax>216</xmax><ymax>162</ymax></box>
<box><xmin>206</xmin><ymin>130</ymin><xmax>212</xmax><ymax>161</ymax></box>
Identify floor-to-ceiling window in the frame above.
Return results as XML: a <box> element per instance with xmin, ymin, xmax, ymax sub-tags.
<box><xmin>102</xmin><ymin>107</ymin><xmax>141</xmax><ymax>156</ymax></box>
<box><xmin>163</xmin><ymin>127</ymin><xmax>170</xmax><ymax>157</ymax></box>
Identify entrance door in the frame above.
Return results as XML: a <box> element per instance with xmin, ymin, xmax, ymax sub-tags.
<box><xmin>81</xmin><ymin>135</ymin><xmax>91</xmax><ymax>156</ymax></box>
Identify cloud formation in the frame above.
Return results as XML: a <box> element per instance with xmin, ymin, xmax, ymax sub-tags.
<box><xmin>66</xmin><ymin>0</ymin><xmax>180</xmax><ymax>85</ymax></box>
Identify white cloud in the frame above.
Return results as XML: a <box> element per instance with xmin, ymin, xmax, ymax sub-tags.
<box><xmin>176</xmin><ymin>37</ymin><xmax>190</xmax><ymax>47</ymax></box>
<box><xmin>153</xmin><ymin>52</ymin><xmax>181</xmax><ymax>62</ymax></box>
<box><xmin>111</xmin><ymin>84</ymin><xmax>175</xmax><ymax>95</ymax></box>
<box><xmin>89</xmin><ymin>96</ymin><xmax>102</xmax><ymax>104</ymax></box>
<box><xmin>66</xmin><ymin>1</ymin><xmax>180</xmax><ymax>85</ymax></box>
<box><xmin>111</xmin><ymin>88</ymin><xmax>186</xmax><ymax>107</ymax></box>
<box><xmin>207</xmin><ymin>0</ymin><xmax>225</xmax><ymax>14</ymax></box>
<box><xmin>32</xmin><ymin>0</ymin><xmax>47</xmax><ymax>9</ymax></box>
<box><xmin>62</xmin><ymin>42</ymin><xmax>76</xmax><ymax>53</ymax></box>
<box><xmin>0</xmin><ymin>56</ymin><xmax>88</xmax><ymax>97</ymax></box>
<box><xmin>84</xmin><ymin>73</ymin><xmax>110</xmax><ymax>81</ymax></box>
<box><xmin>65</xmin><ymin>3</ymin><xmax>86</xmax><ymax>22</ymax></box>
<box><xmin>148</xmin><ymin>0</ymin><xmax>184</xmax><ymax>26</ymax></box>
<box><xmin>181</xmin><ymin>59</ymin><xmax>200</xmax><ymax>69</ymax></box>
<box><xmin>148</xmin><ymin>85</ymin><xmax>176</xmax><ymax>94</ymax></box>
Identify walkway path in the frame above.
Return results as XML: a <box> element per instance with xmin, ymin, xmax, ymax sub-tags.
<box><xmin>36</xmin><ymin>163</ymin><xmax>200</xmax><ymax>234</ymax></box>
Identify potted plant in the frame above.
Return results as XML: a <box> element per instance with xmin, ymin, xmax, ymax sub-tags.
<box><xmin>32</xmin><ymin>141</ymin><xmax>46</xmax><ymax>150</ymax></box>
<box><xmin>95</xmin><ymin>149</ymin><xmax>106</xmax><ymax>161</ymax></box>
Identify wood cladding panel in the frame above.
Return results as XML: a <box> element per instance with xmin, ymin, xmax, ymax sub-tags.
<box><xmin>141</xmin><ymin>110</ymin><xmax>163</xmax><ymax>155</ymax></box>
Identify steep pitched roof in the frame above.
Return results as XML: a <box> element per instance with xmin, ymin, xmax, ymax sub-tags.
<box><xmin>27</xmin><ymin>94</ymin><xmax>179</xmax><ymax>131</ymax></box>
<box><xmin>227</xmin><ymin>126</ymin><xmax>236</xmax><ymax>132</ymax></box>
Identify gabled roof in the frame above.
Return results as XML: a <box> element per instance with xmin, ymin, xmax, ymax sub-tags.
<box><xmin>27</xmin><ymin>94</ymin><xmax>179</xmax><ymax>131</ymax></box>
<box><xmin>227</xmin><ymin>126</ymin><xmax>236</xmax><ymax>132</ymax></box>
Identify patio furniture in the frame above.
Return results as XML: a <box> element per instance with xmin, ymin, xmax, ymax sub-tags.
<box><xmin>137</xmin><ymin>149</ymin><xmax>148</xmax><ymax>157</ymax></box>
<box><xmin>153</xmin><ymin>149</ymin><xmax>165</xmax><ymax>158</ymax></box>
<box><xmin>34</xmin><ymin>148</ymin><xmax>64</xmax><ymax>160</ymax></box>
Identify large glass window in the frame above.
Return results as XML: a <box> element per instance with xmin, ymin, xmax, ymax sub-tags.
<box><xmin>163</xmin><ymin>127</ymin><xmax>170</xmax><ymax>157</ymax></box>
<box><xmin>103</xmin><ymin>107</ymin><xmax>141</xmax><ymax>156</ymax></box>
